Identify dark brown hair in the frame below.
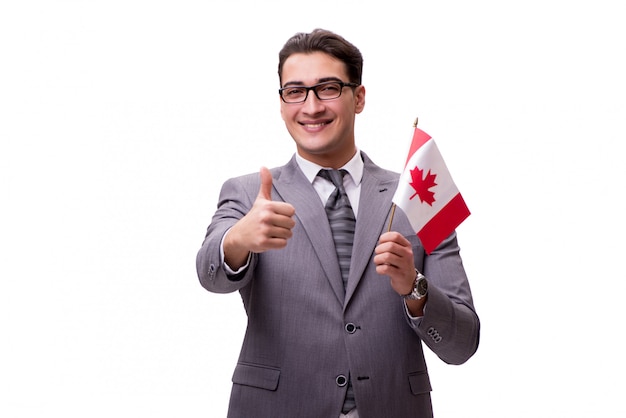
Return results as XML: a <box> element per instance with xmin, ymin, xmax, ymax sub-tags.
<box><xmin>278</xmin><ymin>28</ymin><xmax>363</xmax><ymax>86</ymax></box>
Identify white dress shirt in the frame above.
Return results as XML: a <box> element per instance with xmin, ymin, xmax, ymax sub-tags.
<box><xmin>295</xmin><ymin>150</ymin><xmax>363</xmax><ymax>217</ymax></box>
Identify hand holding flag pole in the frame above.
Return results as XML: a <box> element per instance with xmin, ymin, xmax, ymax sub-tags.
<box><xmin>387</xmin><ymin>118</ymin><xmax>470</xmax><ymax>254</ymax></box>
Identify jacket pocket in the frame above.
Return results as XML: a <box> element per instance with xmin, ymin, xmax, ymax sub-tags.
<box><xmin>232</xmin><ymin>362</ymin><xmax>280</xmax><ymax>391</ymax></box>
<box><xmin>408</xmin><ymin>370</ymin><xmax>432</xmax><ymax>395</ymax></box>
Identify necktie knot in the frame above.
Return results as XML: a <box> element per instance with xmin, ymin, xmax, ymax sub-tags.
<box><xmin>318</xmin><ymin>169</ymin><xmax>348</xmax><ymax>194</ymax></box>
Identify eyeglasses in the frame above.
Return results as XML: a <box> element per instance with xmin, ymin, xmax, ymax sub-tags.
<box><xmin>279</xmin><ymin>80</ymin><xmax>360</xmax><ymax>104</ymax></box>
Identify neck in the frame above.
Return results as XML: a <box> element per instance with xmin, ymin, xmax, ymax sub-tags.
<box><xmin>297</xmin><ymin>148</ymin><xmax>358</xmax><ymax>169</ymax></box>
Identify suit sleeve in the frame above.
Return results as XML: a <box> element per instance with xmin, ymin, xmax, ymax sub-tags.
<box><xmin>409</xmin><ymin>232</ymin><xmax>480</xmax><ymax>365</ymax></box>
<box><xmin>196</xmin><ymin>175</ymin><xmax>258</xmax><ymax>294</ymax></box>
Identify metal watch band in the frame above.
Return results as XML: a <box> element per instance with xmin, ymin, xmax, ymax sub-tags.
<box><xmin>403</xmin><ymin>269</ymin><xmax>427</xmax><ymax>300</ymax></box>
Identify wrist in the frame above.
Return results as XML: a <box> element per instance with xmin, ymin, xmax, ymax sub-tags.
<box><xmin>222</xmin><ymin>228</ymin><xmax>250</xmax><ymax>270</ymax></box>
<box><xmin>402</xmin><ymin>269</ymin><xmax>428</xmax><ymax>300</ymax></box>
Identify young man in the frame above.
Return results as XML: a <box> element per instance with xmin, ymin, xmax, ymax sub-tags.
<box><xmin>197</xmin><ymin>29</ymin><xmax>480</xmax><ymax>418</ymax></box>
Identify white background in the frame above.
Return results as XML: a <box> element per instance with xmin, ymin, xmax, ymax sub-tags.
<box><xmin>2</xmin><ymin>1</ymin><xmax>625</xmax><ymax>417</ymax></box>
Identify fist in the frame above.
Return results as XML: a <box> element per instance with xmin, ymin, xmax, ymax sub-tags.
<box><xmin>374</xmin><ymin>231</ymin><xmax>415</xmax><ymax>296</ymax></box>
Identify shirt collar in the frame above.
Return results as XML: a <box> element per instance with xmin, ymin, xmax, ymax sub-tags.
<box><xmin>296</xmin><ymin>150</ymin><xmax>364</xmax><ymax>187</ymax></box>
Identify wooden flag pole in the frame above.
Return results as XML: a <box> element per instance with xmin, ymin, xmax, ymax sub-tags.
<box><xmin>387</xmin><ymin>117</ymin><xmax>419</xmax><ymax>232</ymax></box>
<box><xmin>387</xmin><ymin>204</ymin><xmax>397</xmax><ymax>232</ymax></box>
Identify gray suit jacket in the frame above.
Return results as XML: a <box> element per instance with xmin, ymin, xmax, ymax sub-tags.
<box><xmin>197</xmin><ymin>152</ymin><xmax>479</xmax><ymax>418</ymax></box>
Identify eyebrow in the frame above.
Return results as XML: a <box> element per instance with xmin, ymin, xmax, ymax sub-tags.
<box><xmin>282</xmin><ymin>76</ymin><xmax>344</xmax><ymax>88</ymax></box>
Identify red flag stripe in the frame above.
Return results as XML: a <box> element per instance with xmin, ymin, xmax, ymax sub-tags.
<box><xmin>417</xmin><ymin>193</ymin><xmax>470</xmax><ymax>254</ymax></box>
<box><xmin>404</xmin><ymin>127</ymin><xmax>431</xmax><ymax>168</ymax></box>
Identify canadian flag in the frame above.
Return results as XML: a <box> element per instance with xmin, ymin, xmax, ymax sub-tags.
<box><xmin>392</xmin><ymin>125</ymin><xmax>470</xmax><ymax>254</ymax></box>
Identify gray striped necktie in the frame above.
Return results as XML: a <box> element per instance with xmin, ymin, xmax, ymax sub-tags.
<box><xmin>318</xmin><ymin>169</ymin><xmax>356</xmax><ymax>414</ymax></box>
<box><xmin>318</xmin><ymin>169</ymin><xmax>356</xmax><ymax>290</ymax></box>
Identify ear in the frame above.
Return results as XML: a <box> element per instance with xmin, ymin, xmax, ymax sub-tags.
<box><xmin>354</xmin><ymin>85</ymin><xmax>366</xmax><ymax>114</ymax></box>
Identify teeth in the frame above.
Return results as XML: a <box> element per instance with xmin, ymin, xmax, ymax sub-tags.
<box><xmin>303</xmin><ymin>122</ymin><xmax>326</xmax><ymax>128</ymax></box>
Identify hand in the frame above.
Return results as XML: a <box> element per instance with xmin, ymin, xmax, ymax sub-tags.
<box><xmin>375</xmin><ymin>232</ymin><xmax>427</xmax><ymax>316</ymax></box>
<box><xmin>374</xmin><ymin>231</ymin><xmax>416</xmax><ymax>296</ymax></box>
<box><xmin>223</xmin><ymin>167</ymin><xmax>296</xmax><ymax>269</ymax></box>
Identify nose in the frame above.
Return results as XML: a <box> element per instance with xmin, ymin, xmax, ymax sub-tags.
<box><xmin>301</xmin><ymin>90</ymin><xmax>325</xmax><ymax>113</ymax></box>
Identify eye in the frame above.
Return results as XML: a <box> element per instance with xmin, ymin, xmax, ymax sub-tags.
<box><xmin>319</xmin><ymin>83</ymin><xmax>340</xmax><ymax>93</ymax></box>
<box><xmin>284</xmin><ymin>87</ymin><xmax>305</xmax><ymax>97</ymax></box>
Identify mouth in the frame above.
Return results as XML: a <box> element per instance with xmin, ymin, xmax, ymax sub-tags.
<box><xmin>299</xmin><ymin>119</ymin><xmax>332</xmax><ymax>129</ymax></box>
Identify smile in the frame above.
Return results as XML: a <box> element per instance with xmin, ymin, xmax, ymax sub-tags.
<box><xmin>300</xmin><ymin>121</ymin><xmax>332</xmax><ymax>128</ymax></box>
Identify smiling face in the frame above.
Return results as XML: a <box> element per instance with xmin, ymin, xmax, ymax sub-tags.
<box><xmin>279</xmin><ymin>51</ymin><xmax>366</xmax><ymax>168</ymax></box>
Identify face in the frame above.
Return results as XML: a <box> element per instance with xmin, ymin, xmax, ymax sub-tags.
<box><xmin>279</xmin><ymin>51</ymin><xmax>366</xmax><ymax>168</ymax></box>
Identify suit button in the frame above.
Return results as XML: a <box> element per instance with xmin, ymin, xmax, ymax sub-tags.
<box><xmin>345</xmin><ymin>323</ymin><xmax>357</xmax><ymax>334</ymax></box>
<box><xmin>336</xmin><ymin>375</ymin><xmax>348</xmax><ymax>387</ymax></box>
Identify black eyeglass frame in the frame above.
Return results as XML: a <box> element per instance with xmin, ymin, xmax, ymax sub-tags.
<box><xmin>278</xmin><ymin>80</ymin><xmax>360</xmax><ymax>104</ymax></box>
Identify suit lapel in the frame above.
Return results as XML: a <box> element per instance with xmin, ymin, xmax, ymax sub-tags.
<box><xmin>272</xmin><ymin>157</ymin><xmax>346</xmax><ymax>305</ymax></box>
<box><xmin>345</xmin><ymin>153</ymin><xmax>398</xmax><ymax>305</ymax></box>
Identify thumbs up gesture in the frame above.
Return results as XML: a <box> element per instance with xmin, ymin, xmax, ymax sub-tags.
<box><xmin>223</xmin><ymin>167</ymin><xmax>296</xmax><ymax>269</ymax></box>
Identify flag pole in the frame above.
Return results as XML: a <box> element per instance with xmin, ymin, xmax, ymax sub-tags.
<box><xmin>387</xmin><ymin>205</ymin><xmax>397</xmax><ymax>232</ymax></box>
<box><xmin>387</xmin><ymin>117</ymin><xmax>419</xmax><ymax>232</ymax></box>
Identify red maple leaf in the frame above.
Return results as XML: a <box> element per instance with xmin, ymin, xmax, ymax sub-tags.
<box><xmin>409</xmin><ymin>165</ymin><xmax>437</xmax><ymax>205</ymax></box>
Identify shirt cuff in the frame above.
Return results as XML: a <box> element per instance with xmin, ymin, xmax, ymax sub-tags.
<box><xmin>403</xmin><ymin>299</ymin><xmax>424</xmax><ymax>326</ymax></box>
<box><xmin>220</xmin><ymin>228</ymin><xmax>252</xmax><ymax>275</ymax></box>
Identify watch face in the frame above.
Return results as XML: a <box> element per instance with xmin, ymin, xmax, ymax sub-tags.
<box><xmin>417</xmin><ymin>278</ymin><xmax>428</xmax><ymax>296</ymax></box>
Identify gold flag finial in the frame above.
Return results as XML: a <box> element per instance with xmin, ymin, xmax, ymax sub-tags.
<box><xmin>413</xmin><ymin>117</ymin><xmax>419</xmax><ymax>128</ymax></box>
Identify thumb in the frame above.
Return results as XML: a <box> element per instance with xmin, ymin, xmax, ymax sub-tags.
<box><xmin>257</xmin><ymin>166</ymin><xmax>273</xmax><ymax>200</ymax></box>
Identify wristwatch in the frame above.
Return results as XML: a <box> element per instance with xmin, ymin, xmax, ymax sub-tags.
<box><xmin>403</xmin><ymin>269</ymin><xmax>428</xmax><ymax>300</ymax></box>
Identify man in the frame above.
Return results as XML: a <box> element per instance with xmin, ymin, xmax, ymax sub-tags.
<box><xmin>197</xmin><ymin>28</ymin><xmax>479</xmax><ymax>418</ymax></box>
